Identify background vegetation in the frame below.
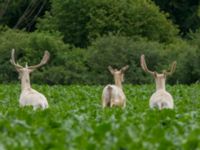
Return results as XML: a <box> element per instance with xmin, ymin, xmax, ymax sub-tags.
<box><xmin>1</xmin><ymin>1</ymin><xmax>200</xmax><ymax>149</ymax></box>
<box><xmin>0</xmin><ymin>0</ymin><xmax>200</xmax><ymax>85</ymax></box>
<box><xmin>0</xmin><ymin>84</ymin><xmax>200</xmax><ymax>149</ymax></box>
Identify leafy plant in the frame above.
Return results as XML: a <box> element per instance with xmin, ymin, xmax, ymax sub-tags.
<box><xmin>0</xmin><ymin>84</ymin><xmax>199</xmax><ymax>149</ymax></box>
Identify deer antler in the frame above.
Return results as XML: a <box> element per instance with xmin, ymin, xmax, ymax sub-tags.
<box><xmin>120</xmin><ymin>65</ymin><xmax>129</xmax><ymax>73</ymax></box>
<box><xmin>108</xmin><ymin>66</ymin><xmax>115</xmax><ymax>74</ymax></box>
<box><xmin>140</xmin><ymin>54</ymin><xmax>155</xmax><ymax>75</ymax></box>
<box><xmin>10</xmin><ymin>49</ymin><xmax>23</xmax><ymax>69</ymax></box>
<box><xmin>163</xmin><ymin>61</ymin><xmax>177</xmax><ymax>76</ymax></box>
<box><xmin>28</xmin><ymin>51</ymin><xmax>50</xmax><ymax>69</ymax></box>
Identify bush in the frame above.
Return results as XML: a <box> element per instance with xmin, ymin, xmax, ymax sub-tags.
<box><xmin>33</xmin><ymin>48</ymin><xmax>88</xmax><ymax>84</ymax></box>
<box><xmin>187</xmin><ymin>28</ymin><xmax>200</xmax><ymax>48</ymax></box>
<box><xmin>169</xmin><ymin>30</ymin><xmax>200</xmax><ymax>84</ymax></box>
<box><xmin>160</xmin><ymin>38</ymin><xmax>200</xmax><ymax>84</ymax></box>
<box><xmin>37</xmin><ymin>0</ymin><xmax>178</xmax><ymax>47</ymax></box>
<box><xmin>86</xmin><ymin>35</ymin><xmax>200</xmax><ymax>85</ymax></box>
<box><xmin>86</xmin><ymin>35</ymin><xmax>168</xmax><ymax>84</ymax></box>
<box><xmin>0</xmin><ymin>28</ymin><xmax>67</xmax><ymax>84</ymax></box>
<box><xmin>0</xmin><ymin>28</ymin><xmax>89</xmax><ymax>84</ymax></box>
<box><xmin>0</xmin><ymin>29</ymin><xmax>199</xmax><ymax>85</ymax></box>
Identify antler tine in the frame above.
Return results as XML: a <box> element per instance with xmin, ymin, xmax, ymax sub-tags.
<box><xmin>140</xmin><ymin>54</ymin><xmax>155</xmax><ymax>75</ymax></box>
<box><xmin>10</xmin><ymin>49</ymin><xmax>23</xmax><ymax>69</ymax></box>
<box><xmin>164</xmin><ymin>61</ymin><xmax>177</xmax><ymax>76</ymax></box>
<box><xmin>121</xmin><ymin>65</ymin><xmax>129</xmax><ymax>73</ymax></box>
<box><xmin>28</xmin><ymin>51</ymin><xmax>50</xmax><ymax>69</ymax></box>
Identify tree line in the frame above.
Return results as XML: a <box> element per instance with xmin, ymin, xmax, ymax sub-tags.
<box><xmin>0</xmin><ymin>0</ymin><xmax>200</xmax><ymax>84</ymax></box>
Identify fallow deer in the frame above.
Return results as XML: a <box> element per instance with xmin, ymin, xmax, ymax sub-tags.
<box><xmin>10</xmin><ymin>49</ymin><xmax>50</xmax><ymax>110</ymax></box>
<box><xmin>102</xmin><ymin>65</ymin><xmax>129</xmax><ymax>108</ymax></box>
<box><xmin>140</xmin><ymin>55</ymin><xmax>176</xmax><ymax>110</ymax></box>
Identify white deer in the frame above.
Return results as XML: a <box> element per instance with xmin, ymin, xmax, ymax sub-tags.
<box><xmin>140</xmin><ymin>55</ymin><xmax>176</xmax><ymax>110</ymax></box>
<box><xmin>10</xmin><ymin>49</ymin><xmax>50</xmax><ymax>110</ymax></box>
<box><xmin>102</xmin><ymin>65</ymin><xmax>129</xmax><ymax>108</ymax></box>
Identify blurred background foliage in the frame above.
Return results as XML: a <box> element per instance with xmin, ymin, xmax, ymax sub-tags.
<box><xmin>0</xmin><ymin>0</ymin><xmax>200</xmax><ymax>85</ymax></box>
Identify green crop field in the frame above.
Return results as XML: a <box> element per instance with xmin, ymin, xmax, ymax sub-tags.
<box><xmin>0</xmin><ymin>84</ymin><xmax>199</xmax><ymax>150</ymax></box>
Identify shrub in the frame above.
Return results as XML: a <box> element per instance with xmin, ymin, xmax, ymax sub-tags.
<box><xmin>86</xmin><ymin>35</ymin><xmax>200</xmax><ymax>85</ymax></box>
<box><xmin>86</xmin><ymin>35</ymin><xmax>167</xmax><ymax>84</ymax></box>
<box><xmin>160</xmin><ymin>37</ymin><xmax>200</xmax><ymax>84</ymax></box>
<box><xmin>0</xmin><ymin>28</ymin><xmax>89</xmax><ymax>84</ymax></box>
<box><xmin>0</xmin><ymin>29</ymin><xmax>199</xmax><ymax>85</ymax></box>
<box><xmin>168</xmin><ymin>30</ymin><xmax>200</xmax><ymax>84</ymax></box>
<box><xmin>0</xmin><ymin>28</ymin><xmax>68</xmax><ymax>83</ymax></box>
<box><xmin>37</xmin><ymin>0</ymin><xmax>178</xmax><ymax>47</ymax></box>
<box><xmin>187</xmin><ymin>28</ymin><xmax>200</xmax><ymax>48</ymax></box>
<box><xmin>32</xmin><ymin>48</ymin><xmax>88</xmax><ymax>84</ymax></box>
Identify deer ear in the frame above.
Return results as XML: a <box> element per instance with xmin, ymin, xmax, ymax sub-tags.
<box><xmin>121</xmin><ymin>65</ymin><xmax>129</xmax><ymax>73</ymax></box>
<box><xmin>108</xmin><ymin>66</ymin><xmax>114</xmax><ymax>74</ymax></box>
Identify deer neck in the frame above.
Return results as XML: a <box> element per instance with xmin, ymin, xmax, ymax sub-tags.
<box><xmin>21</xmin><ymin>73</ymin><xmax>31</xmax><ymax>90</ymax></box>
<box><xmin>155</xmin><ymin>78</ymin><xmax>166</xmax><ymax>91</ymax></box>
<box><xmin>114</xmin><ymin>78</ymin><xmax>122</xmax><ymax>89</ymax></box>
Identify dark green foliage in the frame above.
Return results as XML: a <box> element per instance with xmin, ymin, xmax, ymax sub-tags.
<box><xmin>86</xmin><ymin>35</ymin><xmax>164</xmax><ymax>84</ymax></box>
<box><xmin>156</xmin><ymin>39</ymin><xmax>200</xmax><ymax>84</ymax></box>
<box><xmin>1</xmin><ymin>28</ymin><xmax>200</xmax><ymax>85</ymax></box>
<box><xmin>152</xmin><ymin>0</ymin><xmax>200</xmax><ymax>35</ymax></box>
<box><xmin>0</xmin><ymin>84</ymin><xmax>200</xmax><ymax>149</ymax></box>
<box><xmin>37</xmin><ymin>0</ymin><xmax>178</xmax><ymax>47</ymax></box>
<box><xmin>0</xmin><ymin>0</ymin><xmax>199</xmax><ymax>85</ymax></box>
<box><xmin>0</xmin><ymin>28</ymin><xmax>68</xmax><ymax>83</ymax></box>
<box><xmin>188</xmin><ymin>28</ymin><xmax>200</xmax><ymax>46</ymax></box>
<box><xmin>0</xmin><ymin>0</ymin><xmax>31</xmax><ymax>27</ymax></box>
<box><xmin>86</xmin><ymin>35</ymin><xmax>200</xmax><ymax>85</ymax></box>
<box><xmin>0</xmin><ymin>0</ymin><xmax>50</xmax><ymax>31</ymax></box>
<box><xmin>0</xmin><ymin>28</ymin><xmax>90</xmax><ymax>84</ymax></box>
<box><xmin>33</xmin><ymin>48</ymin><xmax>88</xmax><ymax>84</ymax></box>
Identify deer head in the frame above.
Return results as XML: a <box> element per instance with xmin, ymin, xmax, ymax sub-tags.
<box><xmin>108</xmin><ymin>65</ymin><xmax>129</xmax><ymax>88</ymax></box>
<box><xmin>10</xmin><ymin>49</ymin><xmax>50</xmax><ymax>89</ymax></box>
<box><xmin>140</xmin><ymin>54</ymin><xmax>176</xmax><ymax>90</ymax></box>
